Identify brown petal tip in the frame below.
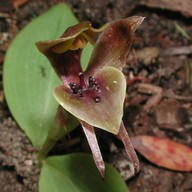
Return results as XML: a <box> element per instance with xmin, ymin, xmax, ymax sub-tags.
<box><xmin>128</xmin><ymin>16</ymin><xmax>145</xmax><ymax>32</ymax></box>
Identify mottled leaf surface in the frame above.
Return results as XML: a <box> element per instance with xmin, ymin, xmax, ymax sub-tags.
<box><xmin>131</xmin><ymin>136</ymin><xmax>192</xmax><ymax>171</ymax></box>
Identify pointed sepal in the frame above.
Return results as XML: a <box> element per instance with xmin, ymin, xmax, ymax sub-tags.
<box><xmin>118</xmin><ymin>122</ymin><xmax>140</xmax><ymax>175</ymax></box>
<box><xmin>86</xmin><ymin>16</ymin><xmax>145</xmax><ymax>75</ymax></box>
<box><xmin>80</xmin><ymin>120</ymin><xmax>105</xmax><ymax>177</ymax></box>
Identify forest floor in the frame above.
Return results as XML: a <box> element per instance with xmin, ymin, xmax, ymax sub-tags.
<box><xmin>0</xmin><ymin>0</ymin><xmax>192</xmax><ymax>191</ymax></box>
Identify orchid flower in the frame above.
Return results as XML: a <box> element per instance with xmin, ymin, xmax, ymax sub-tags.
<box><xmin>36</xmin><ymin>16</ymin><xmax>144</xmax><ymax>177</ymax></box>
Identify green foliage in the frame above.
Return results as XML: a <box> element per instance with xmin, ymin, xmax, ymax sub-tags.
<box><xmin>3</xmin><ymin>4</ymin><xmax>93</xmax><ymax>146</ymax></box>
<box><xmin>39</xmin><ymin>153</ymin><xmax>129</xmax><ymax>192</ymax></box>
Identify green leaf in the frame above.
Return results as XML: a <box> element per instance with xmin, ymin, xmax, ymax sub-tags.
<box><xmin>3</xmin><ymin>3</ymin><xmax>90</xmax><ymax>146</ymax></box>
<box><xmin>81</xmin><ymin>43</ymin><xmax>93</xmax><ymax>71</ymax></box>
<box><xmin>39</xmin><ymin>153</ymin><xmax>129</xmax><ymax>192</ymax></box>
<box><xmin>37</xmin><ymin>107</ymin><xmax>79</xmax><ymax>161</ymax></box>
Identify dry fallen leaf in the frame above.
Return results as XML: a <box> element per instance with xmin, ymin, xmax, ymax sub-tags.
<box><xmin>140</xmin><ymin>0</ymin><xmax>192</xmax><ymax>17</ymax></box>
<box><xmin>11</xmin><ymin>0</ymin><xmax>28</xmax><ymax>9</ymax></box>
<box><xmin>128</xmin><ymin>47</ymin><xmax>160</xmax><ymax>66</ymax></box>
<box><xmin>131</xmin><ymin>136</ymin><xmax>192</xmax><ymax>171</ymax></box>
<box><xmin>155</xmin><ymin>99</ymin><xmax>188</xmax><ymax>130</ymax></box>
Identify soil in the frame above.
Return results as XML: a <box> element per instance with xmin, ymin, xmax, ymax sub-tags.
<box><xmin>1</xmin><ymin>0</ymin><xmax>192</xmax><ymax>191</ymax></box>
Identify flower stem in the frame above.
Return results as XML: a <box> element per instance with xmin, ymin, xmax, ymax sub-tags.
<box><xmin>38</xmin><ymin>106</ymin><xmax>78</xmax><ymax>162</ymax></box>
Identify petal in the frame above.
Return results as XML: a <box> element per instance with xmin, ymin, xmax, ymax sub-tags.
<box><xmin>36</xmin><ymin>43</ymin><xmax>83</xmax><ymax>85</ymax></box>
<box><xmin>35</xmin><ymin>23</ymin><xmax>88</xmax><ymax>85</ymax></box>
<box><xmin>82</xmin><ymin>23</ymin><xmax>109</xmax><ymax>45</ymax></box>
<box><xmin>60</xmin><ymin>21</ymin><xmax>109</xmax><ymax>46</ymax></box>
<box><xmin>40</xmin><ymin>49</ymin><xmax>83</xmax><ymax>86</ymax></box>
<box><xmin>35</xmin><ymin>21</ymin><xmax>109</xmax><ymax>85</ymax></box>
<box><xmin>86</xmin><ymin>16</ymin><xmax>144</xmax><ymax>76</ymax></box>
<box><xmin>35</xmin><ymin>21</ymin><xmax>108</xmax><ymax>54</ymax></box>
<box><xmin>53</xmin><ymin>67</ymin><xmax>126</xmax><ymax>134</ymax></box>
<box><xmin>35</xmin><ymin>21</ymin><xmax>91</xmax><ymax>54</ymax></box>
<box><xmin>80</xmin><ymin>120</ymin><xmax>105</xmax><ymax>177</ymax></box>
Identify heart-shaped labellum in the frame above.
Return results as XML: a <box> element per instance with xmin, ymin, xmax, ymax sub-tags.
<box><xmin>53</xmin><ymin>67</ymin><xmax>126</xmax><ymax>134</ymax></box>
